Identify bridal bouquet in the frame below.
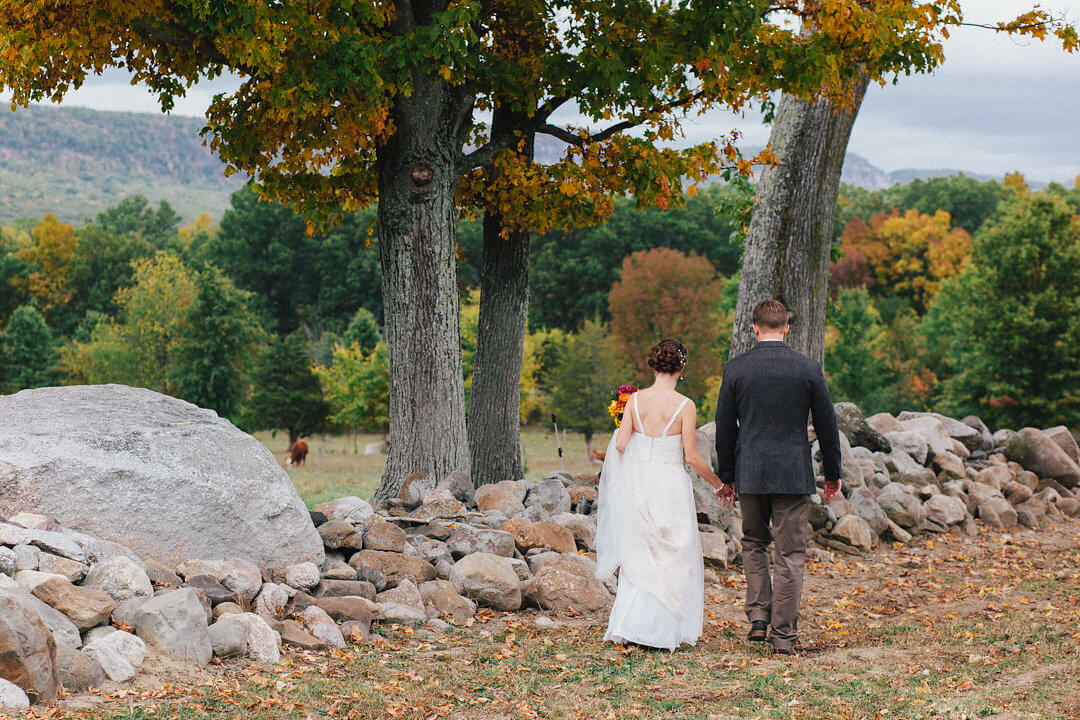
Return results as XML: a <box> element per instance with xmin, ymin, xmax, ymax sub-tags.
<box><xmin>608</xmin><ymin>384</ymin><xmax>639</xmax><ymax>427</ymax></box>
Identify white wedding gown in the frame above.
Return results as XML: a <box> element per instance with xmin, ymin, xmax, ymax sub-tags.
<box><xmin>595</xmin><ymin>395</ymin><xmax>704</xmax><ymax>650</ymax></box>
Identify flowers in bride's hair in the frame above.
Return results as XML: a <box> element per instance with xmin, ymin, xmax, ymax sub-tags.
<box><xmin>608</xmin><ymin>384</ymin><xmax>639</xmax><ymax>427</ymax></box>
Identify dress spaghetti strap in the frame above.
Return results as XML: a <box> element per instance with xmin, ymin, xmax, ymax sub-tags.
<box><xmin>661</xmin><ymin>398</ymin><xmax>689</xmax><ymax>437</ymax></box>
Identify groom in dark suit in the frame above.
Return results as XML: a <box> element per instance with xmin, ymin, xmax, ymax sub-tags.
<box><xmin>714</xmin><ymin>299</ymin><xmax>842</xmax><ymax>655</ymax></box>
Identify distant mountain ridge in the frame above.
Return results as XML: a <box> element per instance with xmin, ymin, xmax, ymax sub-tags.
<box><xmin>0</xmin><ymin>104</ymin><xmax>1032</xmax><ymax>225</ymax></box>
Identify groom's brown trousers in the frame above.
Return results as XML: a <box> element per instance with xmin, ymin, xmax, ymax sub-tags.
<box><xmin>739</xmin><ymin>493</ymin><xmax>810</xmax><ymax>651</ymax></box>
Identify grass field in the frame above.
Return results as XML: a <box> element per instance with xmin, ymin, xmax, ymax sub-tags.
<box><xmin>46</xmin><ymin>521</ymin><xmax>1080</xmax><ymax>719</ymax></box>
<box><xmin>255</xmin><ymin>428</ymin><xmax>604</xmax><ymax>507</ymax></box>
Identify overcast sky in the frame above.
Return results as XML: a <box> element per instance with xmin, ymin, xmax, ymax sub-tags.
<box><xmin>5</xmin><ymin>0</ymin><xmax>1077</xmax><ymax>183</ymax></box>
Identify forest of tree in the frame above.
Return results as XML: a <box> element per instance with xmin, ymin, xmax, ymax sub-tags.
<box><xmin>3</xmin><ymin>172</ymin><xmax>1080</xmax><ymax>446</ymax></box>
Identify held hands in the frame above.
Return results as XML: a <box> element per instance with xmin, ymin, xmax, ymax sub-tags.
<box><xmin>714</xmin><ymin>482</ymin><xmax>736</xmax><ymax>506</ymax></box>
<box><xmin>821</xmin><ymin>478</ymin><xmax>842</xmax><ymax>502</ymax></box>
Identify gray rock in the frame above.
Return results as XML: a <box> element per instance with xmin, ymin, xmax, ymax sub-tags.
<box><xmin>312</xmin><ymin>496</ymin><xmax>375</xmax><ymax>525</ymax></box>
<box><xmin>209</xmin><ymin>615</ymin><xmax>250</xmax><ymax>658</ymax></box>
<box><xmin>1044</xmin><ymin>426</ymin><xmax>1080</xmax><ymax>464</ymax></box>
<box><xmin>835</xmin><ymin>402</ymin><xmax>891</xmax><ymax>452</ymax></box>
<box><xmin>876</xmin><ymin>483</ymin><xmax>925</xmax><ymax>529</ymax></box>
<box><xmin>549</xmin><ymin>513</ymin><xmax>597</xmax><ymax>551</ymax></box>
<box><xmin>300</xmin><ymin>606</ymin><xmax>346</xmax><ymax>648</ymax></box>
<box><xmin>446</xmin><ymin>524</ymin><xmax>515</xmax><ymax>559</ymax></box>
<box><xmin>0</xmin><ymin>586</ymin><xmax>81</xmax><ymax>650</ymax></box>
<box><xmin>130</xmin><ymin>588</ymin><xmax>212</xmax><ymax>665</ymax></box>
<box><xmin>475</xmin><ymin>480</ymin><xmax>528</xmax><ymax>515</ymax></box>
<box><xmin>218</xmin><ymin>558</ymin><xmax>263</xmax><ymax>604</ymax></box>
<box><xmin>866</xmin><ymin>413</ymin><xmax>904</xmax><ymax>435</ymax></box>
<box><xmin>877</xmin><ymin>449</ymin><xmax>936</xmax><ymax>485</ymax></box>
<box><xmin>898</xmin><ymin>411</ymin><xmax>983</xmax><ymax>451</ymax></box>
<box><xmin>317</xmin><ymin>520</ymin><xmax>357</xmax><ymax>550</ymax></box>
<box><xmin>0</xmin><ymin>595</ymin><xmax>59</xmax><ymax>703</ymax></box>
<box><xmin>282</xmin><ymin>562</ymin><xmax>321</xmax><ymax>590</ymax></box>
<box><xmin>0</xmin><ymin>679</ymin><xmax>30</xmax><ymax>711</ymax></box>
<box><xmin>898</xmin><ymin>416</ymin><xmax>954</xmax><ymax>459</ymax></box>
<box><xmin>377</xmin><ymin>602</ymin><xmax>428</xmax><ymax>625</ymax></box>
<box><xmin>13</xmin><ymin>544</ymin><xmax>39</xmax><ymax>572</ymax></box>
<box><xmin>883</xmin><ymin>431</ymin><xmax>929</xmax><ymax>465</ymax></box>
<box><xmin>521</xmin><ymin>504</ymin><xmax>551</xmax><ymax>523</ymax></box>
<box><xmin>448</xmin><ymin>552</ymin><xmax>522</xmax><ymax>611</ymax></box>
<box><xmin>253</xmin><ymin>583</ymin><xmax>290</xmax><ymax>619</ymax></box>
<box><xmin>992</xmin><ymin>429</ymin><xmax>1015</xmax><ymax>448</ymax></box>
<box><xmin>523</xmin><ymin>558</ymin><xmax>612</xmax><ymax>615</ymax></box>
<box><xmin>0</xmin><ymin>547</ymin><xmax>17</xmax><ymax>576</ymax></box>
<box><xmin>34</xmin><ymin>553</ymin><xmax>87</xmax><ymax>583</ymax></box>
<box><xmin>83</xmin><ymin>556</ymin><xmax>153</xmax><ymax>603</ymax></box>
<box><xmin>25</xmin><ymin>529</ymin><xmax>85</xmax><ymax>564</ymax></box>
<box><xmin>83</xmin><ymin>629</ymin><xmax>145</xmax><ymax>682</ymax></box>
<box><xmin>830</xmin><ymin>515</ymin><xmax>874</xmax><ymax>551</ymax></box>
<box><xmin>700</xmin><ymin>531</ymin><xmax>729</xmax><ymax>567</ymax></box>
<box><xmin>31</xmin><ymin>577</ymin><xmax>115</xmax><ymax>630</ymax></box>
<box><xmin>524</xmin><ymin>479</ymin><xmax>572</xmax><ymax>516</ymax></box>
<box><xmin>978</xmin><ymin>496</ymin><xmax>1018</xmax><ymax>529</ymax></box>
<box><xmin>405</xmin><ymin>536</ymin><xmax>453</xmax><ymax>568</ymax></box>
<box><xmin>397</xmin><ymin>475</ymin><xmax>436</xmax><ymax>510</ymax></box>
<box><xmin>932</xmin><ymin>450</ymin><xmax>967</xmax><ymax>480</ymax></box>
<box><xmin>961</xmin><ymin>416</ymin><xmax>994</xmax><ymax>451</ymax></box>
<box><xmin>848</xmin><ymin>487</ymin><xmax>890</xmax><ymax>536</ymax></box>
<box><xmin>1007</xmin><ymin>428</ymin><xmax>1080</xmax><ymax>488</ymax></box>
<box><xmin>923</xmin><ymin>495</ymin><xmax>966</xmax><ymax>526</ymax></box>
<box><xmin>419</xmin><ymin>580</ymin><xmax>476</xmax><ymax>623</ymax></box>
<box><xmin>0</xmin><ymin>385</ymin><xmax>323</xmax><ymax>569</ymax></box>
<box><xmin>241</xmin><ymin>613</ymin><xmax>281</xmax><ymax>663</ymax></box>
<box><xmin>55</xmin><ymin>645</ymin><xmax>105</xmax><ymax>692</ymax></box>
<box><xmin>436</xmin><ymin>469</ymin><xmax>475</xmax><ymax>505</ymax></box>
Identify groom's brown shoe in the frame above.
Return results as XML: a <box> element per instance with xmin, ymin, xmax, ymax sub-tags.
<box><xmin>747</xmin><ymin>621</ymin><xmax>768</xmax><ymax>642</ymax></box>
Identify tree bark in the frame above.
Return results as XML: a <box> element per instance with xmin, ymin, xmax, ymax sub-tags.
<box><xmin>730</xmin><ymin>74</ymin><xmax>871</xmax><ymax>364</ymax></box>
<box><xmin>468</xmin><ymin>109</ymin><xmax>533</xmax><ymax>487</ymax></box>
<box><xmin>373</xmin><ymin>73</ymin><xmax>472</xmax><ymax>501</ymax></box>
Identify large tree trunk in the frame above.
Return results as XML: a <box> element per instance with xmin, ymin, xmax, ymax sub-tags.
<box><xmin>468</xmin><ymin>110</ymin><xmax>533</xmax><ymax>487</ymax></box>
<box><xmin>373</xmin><ymin>74</ymin><xmax>472</xmax><ymax>501</ymax></box>
<box><xmin>730</xmin><ymin>74</ymin><xmax>871</xmax><ymax>364</ymax></box>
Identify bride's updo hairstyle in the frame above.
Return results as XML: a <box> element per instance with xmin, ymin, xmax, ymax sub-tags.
<box><xmin>648</xmin><ymin>338</ymin><xmax>687</xmax><ymax>374</ymax></box>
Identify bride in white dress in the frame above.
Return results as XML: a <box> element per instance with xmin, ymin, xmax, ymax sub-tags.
<box><xmin>596</xmin><ymin>338</ymin><xmax>728</xmax><ymax>650</ymax></box>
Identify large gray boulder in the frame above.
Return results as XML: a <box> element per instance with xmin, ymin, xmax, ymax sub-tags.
<box><xmin>1006</xmin><ymin>427</ymin><xmax>1080</xmax><ymax>488</ymax></box>
<box><xmin>0</xmin><ymin>385</ymin><xmax>323</xmax><ymax>569</ymax></box>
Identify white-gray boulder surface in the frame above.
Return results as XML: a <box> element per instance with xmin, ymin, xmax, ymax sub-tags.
<box><xmin>0</xmin><ymin>385</ymin><xmax>323</xmax><ymax>570</ymax></box>
<box><xmin>130</xmin><ymin>588</ymin><xmax>212</xmax><ymax>665</ymax></box>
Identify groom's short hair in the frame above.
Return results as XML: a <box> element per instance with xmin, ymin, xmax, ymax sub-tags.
<box><xmin>753</xmin><ymin>299</ymin><xmax>791</xmax><ymax>330</ymax></box>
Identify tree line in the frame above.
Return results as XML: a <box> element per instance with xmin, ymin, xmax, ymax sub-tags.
<box><xmin>4</xmin><ymin>173</ymin><xmax>1080</xmax><ymax>456</ymax></box>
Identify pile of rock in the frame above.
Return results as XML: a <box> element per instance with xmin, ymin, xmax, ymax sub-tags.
<box><xmin>2</xmin><ymin>385</ymin><xmax>1078</xmax><ymax>709</ymax></box>
<box><xmin>802</xmin><ymin>405</ymin><xmax>1080</xmax><ymax>553</ymax></box>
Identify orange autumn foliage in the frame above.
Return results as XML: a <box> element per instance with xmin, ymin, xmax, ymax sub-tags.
<box><xmin>608</xmin><ymin>248</ymin><xmax>726</xmax><ymax>402</ymax></box>
<box><xmin>833</xmin><ymin>209</ymin><xmax>972</xmax><ymax>311</ymax></box>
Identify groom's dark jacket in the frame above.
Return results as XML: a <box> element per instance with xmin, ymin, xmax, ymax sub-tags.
<box><xmin>714</xmin><ymin>341</ymin><xmax>842</xmax><ymax>495</ymax></box>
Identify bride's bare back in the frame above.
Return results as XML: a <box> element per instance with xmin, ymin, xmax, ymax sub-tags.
<box><xmin>630</xmin><ymin>387</ymin><xmax>689</xmax><ymax>438</ymax></box>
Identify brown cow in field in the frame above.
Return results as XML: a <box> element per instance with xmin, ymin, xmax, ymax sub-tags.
<box><xmin>287</xmin><ymin>439</ymin><xmax>309</xmax><ymax>467</ymax></box>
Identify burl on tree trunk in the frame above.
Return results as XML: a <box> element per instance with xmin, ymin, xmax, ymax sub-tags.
<box><xmin>374</xmin><ymin>75</ymin><xmax>472</xmax><ymax>501</ymax></box>
<box><xmin>730</xmin><ymin>74</ymin><xmax>870</xmax><ymax>365</ymax></box>
<box><xmin>468</xmin><ymin>110</ymin><xmax>534</xmax><ymax>487</ymax></box>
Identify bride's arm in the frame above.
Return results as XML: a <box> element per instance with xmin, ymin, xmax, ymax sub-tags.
<box><xmin>681</xmin><ymin>403</ymin><xmax>723</xmax><ymax>489</ymax></box>
<box><xmin>614</xmin><ymin>395</ymin><xmax>635</xmax><ymax>453</ymax></box>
